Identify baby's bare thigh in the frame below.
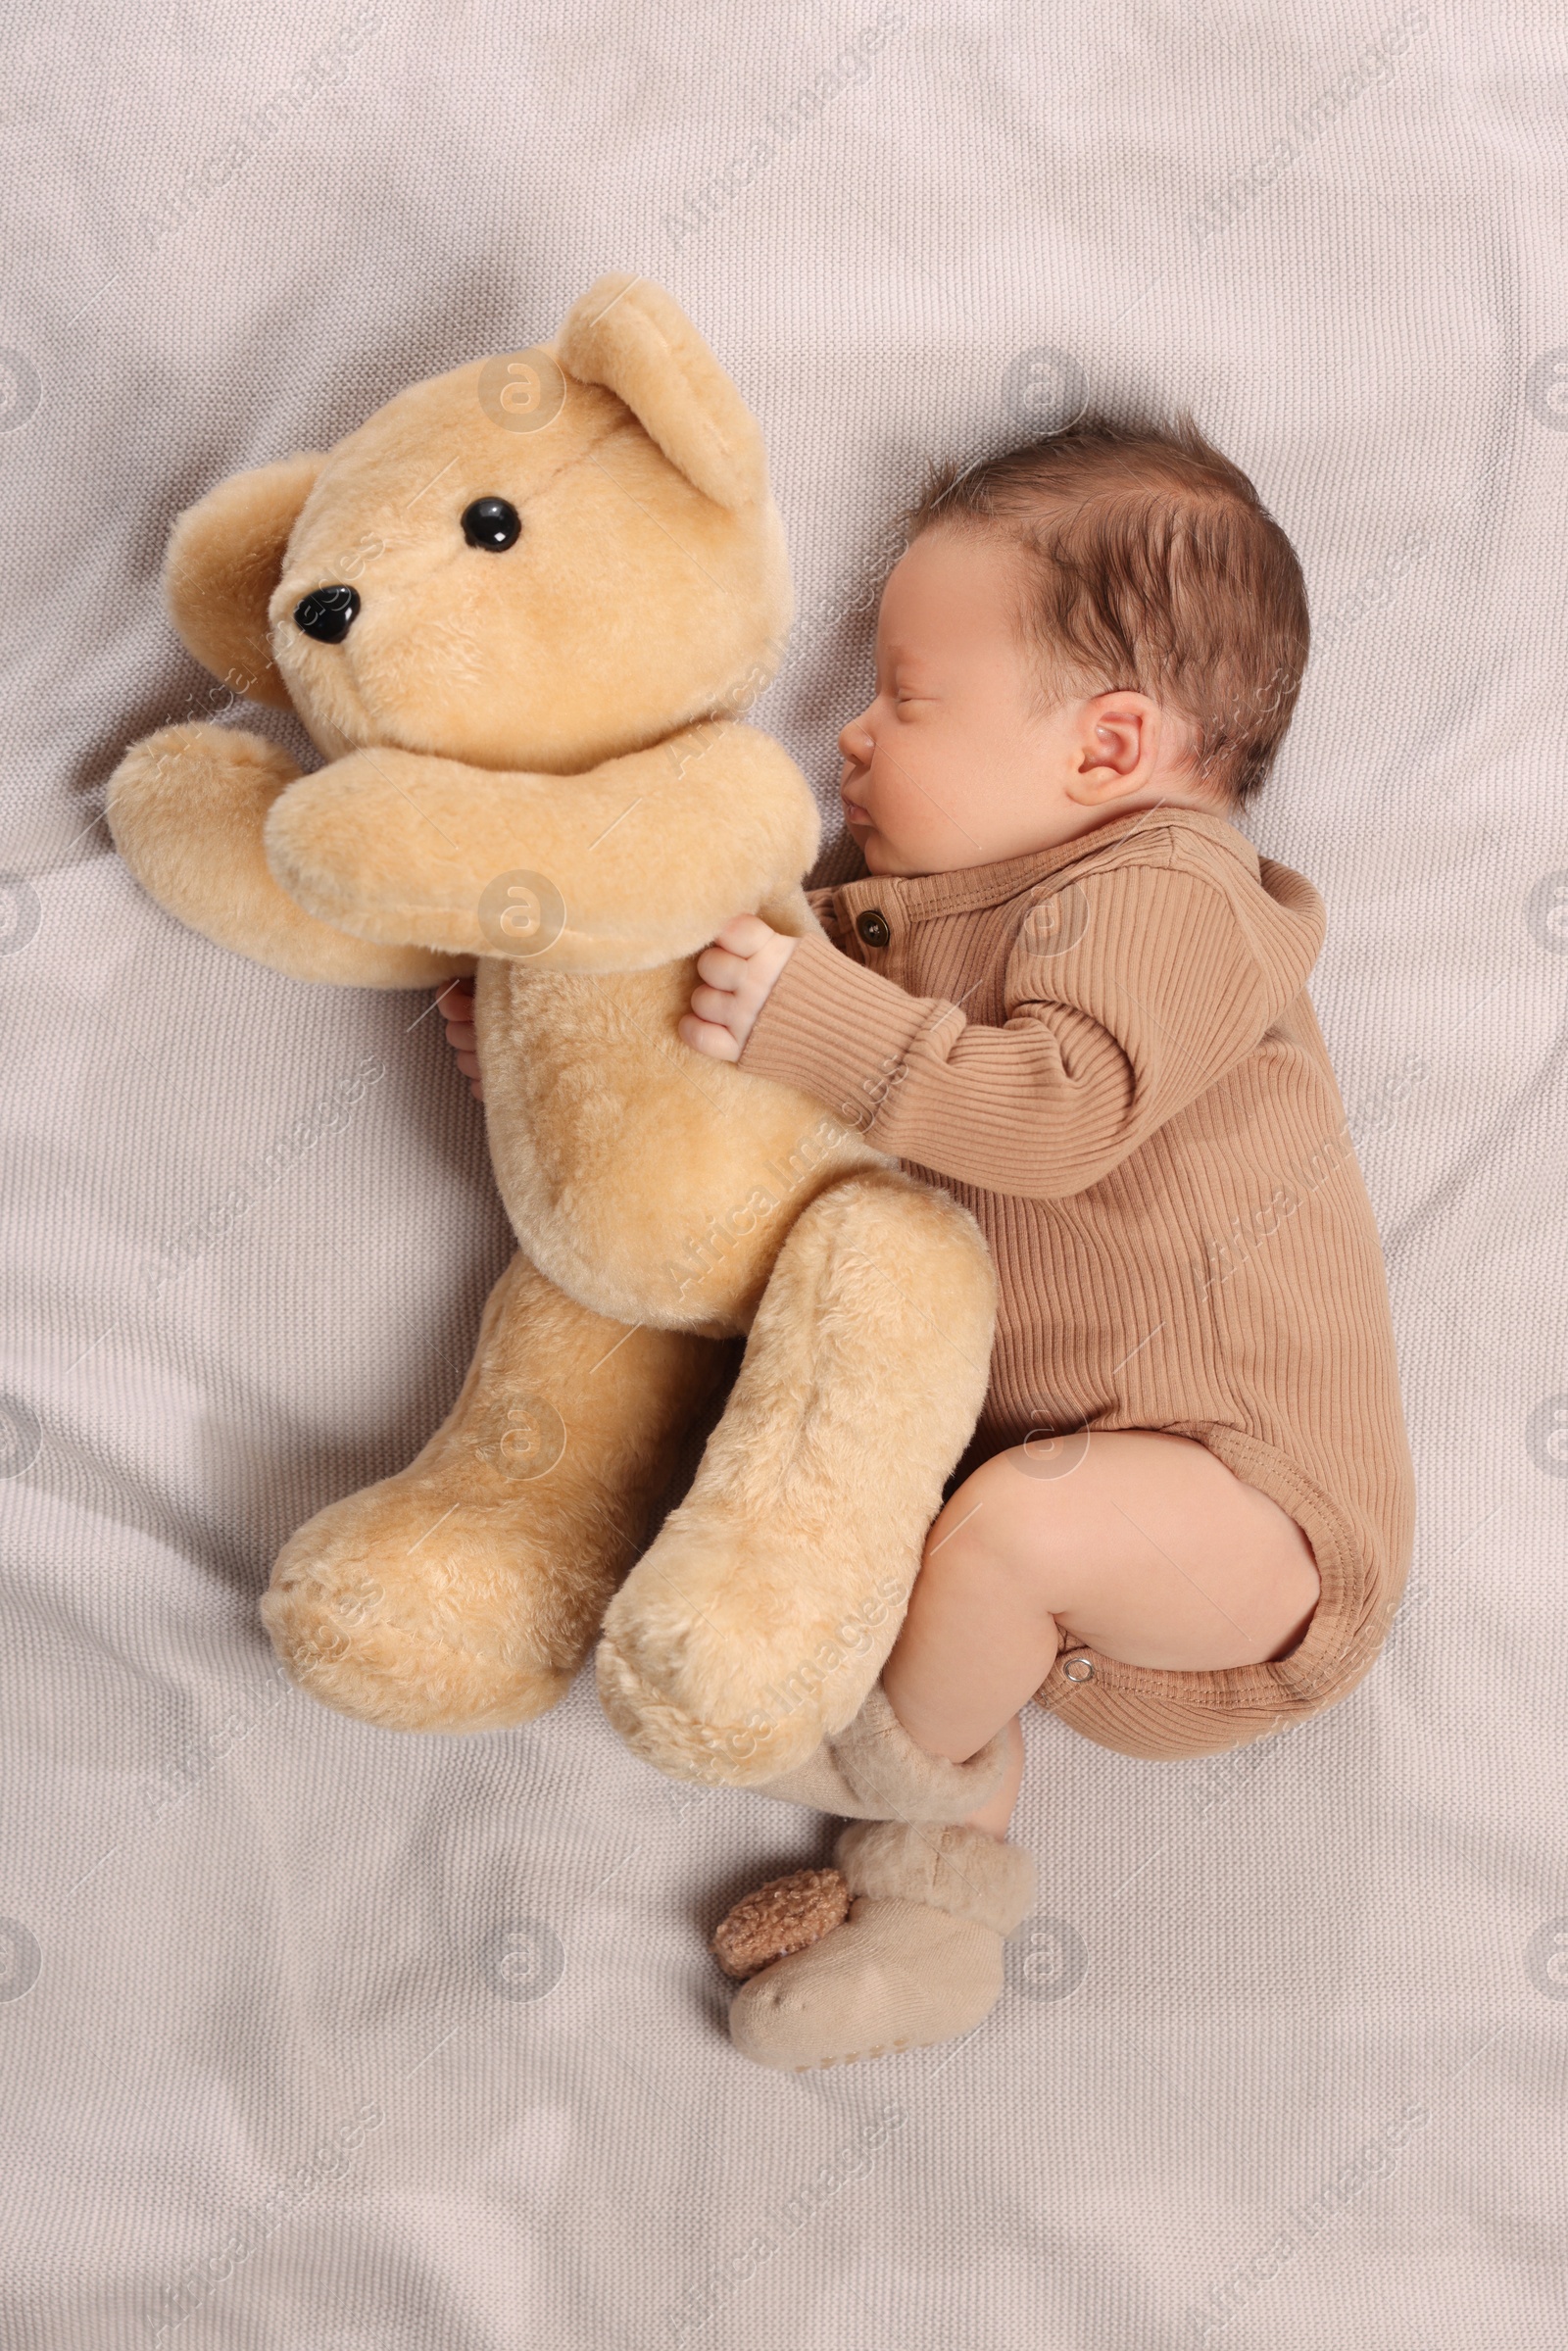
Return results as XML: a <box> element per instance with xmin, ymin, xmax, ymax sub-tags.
<box><xmin>942</xmin><ymin>1430</ymin><xmax>1320</xmax><ymax>1673</ymax></box>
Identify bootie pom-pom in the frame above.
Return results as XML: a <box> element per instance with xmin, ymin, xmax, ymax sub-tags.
<box><xmin>710</xmin><ymin>1868</ymin><xmax>850</xmax><ymax>1980</ymax></box>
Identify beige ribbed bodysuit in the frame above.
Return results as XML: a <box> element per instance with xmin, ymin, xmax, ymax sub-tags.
<box><xmin>738</xmin><ymin>804</ymin><xmax>1415</xmax><ymax>1761</ymax></box>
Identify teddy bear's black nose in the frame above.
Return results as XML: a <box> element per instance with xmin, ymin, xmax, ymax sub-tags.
<box><xmin>294</xmin><ymin>585</ymin><xmax>361</xmax><ymax>643</ymax></box>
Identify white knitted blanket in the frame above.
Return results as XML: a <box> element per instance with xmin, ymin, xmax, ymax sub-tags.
<box><xmin>3</xmin><ymin>4</ymin><xmax>1564</xmax><ymax>2343</ymax></box>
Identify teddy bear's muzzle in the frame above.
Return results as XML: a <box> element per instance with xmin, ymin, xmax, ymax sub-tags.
<box><xmin>294</xmin><ymin>584</ymin><xmax>361</xmax><ymax>643</ymax></box>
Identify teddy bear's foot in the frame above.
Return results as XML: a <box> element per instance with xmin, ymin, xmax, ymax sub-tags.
<box><xmin>261</xmin><ymin>1476</ymin><xmax>588</xmax><ymax>1734</ymax></box>
<box><xmin>595</xmin><ymin>1169</ymin><xmax>997</xmax><ymax>1786</ymax></box>
<box><xmin>261</xmin><ymin>1249</ymin><xmax>720</xmax><ymax>1733</ymax></box>
<box><xmin>724</xmin><ymin>1821</ymin><xmax>1036</xmax><ymax>2072</ymax></box>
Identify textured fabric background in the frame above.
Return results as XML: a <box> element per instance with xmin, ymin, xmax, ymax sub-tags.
<box><xmin>3</xmin><ymin>4</ymin><xmax>1566</xmax><ymax>2344</ymax></box>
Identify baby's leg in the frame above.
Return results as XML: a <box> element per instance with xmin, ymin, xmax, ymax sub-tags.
<box><xmin>881</xmin><ymin>1431</ymin><xmax>1321</xmax><ymax>1837</ymax></box>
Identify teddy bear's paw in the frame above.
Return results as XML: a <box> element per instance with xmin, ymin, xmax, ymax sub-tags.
<box><xmin>261</xmin><ymin>1479</ymin><xmax>599</xmax><ymax>1735</ymax></box>
<box><xmin>106</xmin><ymin>722</ymin><xmax>465</xmax><ymax>987</ymax></box>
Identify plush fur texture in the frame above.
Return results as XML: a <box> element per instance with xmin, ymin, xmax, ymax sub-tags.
<box><xmin>260</xmin><ymin>1251</ymin><xmax>720</xmax><ymax>1733</ymax></box>
<box><xmin>106</xmin><ymin>272</ymin><xmax>996</xmax><ymax>1780</ymax></box>
<box><xmin>835</xmin><ymin>1819</ymin><xmax>1037</xmax><ymax>1935</ymax></box>
<box><xmin>163</xmin><ymin>453</ymin><xmax>325</xmax><ymax>710</ymax></box>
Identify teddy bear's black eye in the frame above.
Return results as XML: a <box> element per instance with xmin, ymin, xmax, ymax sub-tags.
<box><xmin>462</xmin><ymin>496</ymin><xmax>521</xmax><ymax>552</ymax></box>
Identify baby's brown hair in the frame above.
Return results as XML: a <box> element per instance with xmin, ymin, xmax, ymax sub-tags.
<box><xmin>904</xmin><ymin>413</ymin><xmax>1309</xmax><ymax>807</ymax></box>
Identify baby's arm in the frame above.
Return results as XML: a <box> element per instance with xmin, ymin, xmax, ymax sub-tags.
<box><xmin>685</xmin><ymin>862</ymin><xmax>1280</xmax><ymax>1199</ymax></box>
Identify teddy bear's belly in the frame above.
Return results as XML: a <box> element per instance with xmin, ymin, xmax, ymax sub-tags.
<box><xmin>474</xmin><ymin>958</ymin><xmax>884</xmax><ymax>1335</ymax></box>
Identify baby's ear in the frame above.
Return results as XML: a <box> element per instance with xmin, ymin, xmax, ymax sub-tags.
<box><xmin>162</xmin><ymin>453</ymin><xmax>326</xmax><ymax>709</ymax></box>
<box><xmin>555</xmin><ymin>273</ymin><xmax>768</xmax><ymax>513</ymax></box>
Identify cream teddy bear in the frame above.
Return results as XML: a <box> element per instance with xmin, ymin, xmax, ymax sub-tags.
<box><xmin>106</xmin><ymin>274</ymin><xmax>997</xmax><ymax>1798</ymax></box>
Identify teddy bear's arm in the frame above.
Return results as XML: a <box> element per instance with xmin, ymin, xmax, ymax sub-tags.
<box><xmin>107</xmin><ymin>723</ymin><xmax>475</xmax><ymax>988</ymax></box>
<box><xmin>262</xmin><ymin>724</ymin><xmax>821</xmax><ymax>971</ymax></box>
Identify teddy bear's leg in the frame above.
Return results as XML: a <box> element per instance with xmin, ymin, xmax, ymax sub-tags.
<box><xmin>594</xmin><ymin>1169</ymin><xmax>997</xmax><ymax>1786</ymax></box>
<box><xmin>261</xmin><ymin>1250</ymin><xmax>721</xmax><ymax>1733</ymax></box>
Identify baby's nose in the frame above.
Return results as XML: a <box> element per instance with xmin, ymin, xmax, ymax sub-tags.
<box><xmin>839</xmin><ymin>715</ymin><xmax>873</xmax><ymax>762</ymax></box>
<box><xmin>293</xmin><ymin>585</ymin><xmax>361</xmax><ymax>644</ymax></box>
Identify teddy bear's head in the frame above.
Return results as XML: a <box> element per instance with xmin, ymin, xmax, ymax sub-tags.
<box><xmin>162</xmin><ymin>275</ymin><xmax>793</xmax><ymax>774</ymax></box>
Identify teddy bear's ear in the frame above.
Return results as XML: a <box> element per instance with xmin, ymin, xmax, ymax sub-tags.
<box><xmin>161</xmin><ymin>453</ymin><xmax>326</xmax><ymax>710</ymax></box>
<box><xmin>555</xmin><ymin>274</ymin><xmax>769</xmax><ymax>514</ymax></box>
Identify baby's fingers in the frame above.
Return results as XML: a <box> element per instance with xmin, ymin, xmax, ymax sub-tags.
<box><xmin>711</xmin><ymin>912</ymin><xmax>774</xmax><ymax>955</ymax></box>
<box><xmin>689</xmin><ymin>982</ymin><xmax>741</xmax><ymax>1027</ymax></box>
<box><xmin>678</xmin><ymin>1010</ymin><xmax>741</xmax><ymax>1060</ymax></box>
<box><xmin>695</xmin><ymin>943</ymin><xmax>747</xmax><ymax>991</ymax></box>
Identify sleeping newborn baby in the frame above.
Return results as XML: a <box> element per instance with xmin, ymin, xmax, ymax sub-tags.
<box><xmin>442</xmin><ymin>414</ymin><xmax>1415</xmax><ymax>2073</ymax></box>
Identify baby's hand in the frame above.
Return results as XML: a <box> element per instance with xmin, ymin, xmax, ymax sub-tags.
<box><xmin>437</xmin><ymin>978</ymin><xmax>484</xmax><ymax>1102</ymax></box>
<box><xmin>679</xmin><ymin>914</ymin><xmax>798</xmax><ymax>1062</ymax></box>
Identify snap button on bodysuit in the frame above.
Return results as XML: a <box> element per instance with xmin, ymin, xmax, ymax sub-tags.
<box><xmin>857</xmin><ymin>908</ymin><xmax>891</xmax><ymax>949</ymax></box>
<box><xmin>1060</xmin><ymin>1655</ymin><xmax>1095</xmax><ymax>1684</ymax></box>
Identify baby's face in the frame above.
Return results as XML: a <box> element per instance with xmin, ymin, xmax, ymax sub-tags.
<box><xmin>837</xmin><ymin>525</ymin><xmax>1205</xmax><ymax>877</ymax></box>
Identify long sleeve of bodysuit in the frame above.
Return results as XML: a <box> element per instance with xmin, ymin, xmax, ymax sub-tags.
<box><xmin>739</xmin><ymin>853</ymin><xmax>1308</xmax><ymax>1201</ymax></box>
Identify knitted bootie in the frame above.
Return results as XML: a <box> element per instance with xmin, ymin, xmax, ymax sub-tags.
<box><xmin>726</xmin><ymin>1818</ymin><xmax>1036</xmax><ymax>2071</ymax></box>
<box><xmin>747</xmin><ymin>1677</ymin><xmax>1012</xmax><ymax>1822</ymax></box>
